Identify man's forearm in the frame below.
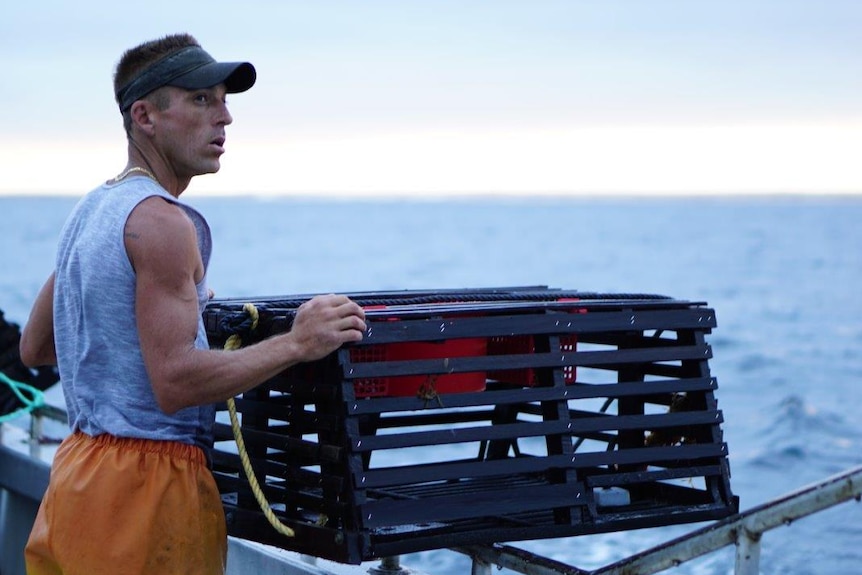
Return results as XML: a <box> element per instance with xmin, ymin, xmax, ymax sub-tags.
<box><xmin>20</xmin><ymin>272</ymin><xmax>57</xmax><ymax>367</ymax></box>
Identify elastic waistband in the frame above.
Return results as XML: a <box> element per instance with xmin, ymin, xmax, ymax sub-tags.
<box><xmin>69</xmin><ymin>431</ymin><xmax>208</xmax><ymax>466</ymax></box>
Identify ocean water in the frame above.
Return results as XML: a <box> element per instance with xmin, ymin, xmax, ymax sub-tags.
<box><xmin>1</xmin><ymin>194</ymin><xmax>861</xmax><ymax>574</ymax></box>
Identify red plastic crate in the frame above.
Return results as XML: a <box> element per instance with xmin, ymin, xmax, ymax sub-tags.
<box><xmin>488</xmin><ymin>301</ymin><xmax>584</xmax><ymax>386</ymax></box>
<box><xmin>351</xmin><ymin>338</ymin><xmax>487</xmax><ymax>398</ymax></box>
<box><xmin>487</xmin><ymin>334</ymin><xmax>578</xmax><ymax>385</ymax></box>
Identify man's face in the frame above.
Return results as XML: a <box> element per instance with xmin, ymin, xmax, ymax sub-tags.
<box><xmin>152</xmin><ymin>84</ymin><xmax>233</xmax><ymax>180</ymax></box>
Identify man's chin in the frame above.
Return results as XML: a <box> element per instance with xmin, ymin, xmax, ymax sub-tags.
<box><xmin>196</xmin><ymin>162</ymin><xmax>222</xmax><ymax>176</ymax></box>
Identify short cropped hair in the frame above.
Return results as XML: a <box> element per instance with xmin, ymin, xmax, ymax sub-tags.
<box><xmin>114</xmin><ymin>33</ymin><xmax>200</xmax><ymax>133</ymax></box>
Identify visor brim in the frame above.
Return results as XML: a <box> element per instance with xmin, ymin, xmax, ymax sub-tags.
<box><xmin>168</xmin><ymin>61</ymin><xmax>256</xmax><ymax>94</ymax></box>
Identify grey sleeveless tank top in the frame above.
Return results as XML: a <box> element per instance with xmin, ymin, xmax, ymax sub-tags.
<box><xmin>53</xmin><ymin>177</ymin><xmax>215</xmax><ymax>454</ymax></box>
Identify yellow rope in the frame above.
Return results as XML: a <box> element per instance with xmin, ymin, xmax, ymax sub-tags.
<box><xmin>224</xmin><ymin>303</ymin><xmax>295</xmax><ymax>538</ymax></box>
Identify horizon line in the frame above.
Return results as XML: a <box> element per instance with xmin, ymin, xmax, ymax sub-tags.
<box><xmin>2</xmin><ymin>189</ymin><xmax>860</xmax><ymax>200</ymax></box>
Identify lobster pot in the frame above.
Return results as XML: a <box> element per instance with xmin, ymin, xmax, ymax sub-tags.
<box><xmin>204</xmin><ymin>287</ymin><xmax>737</xmax><ymax>565</ymax></box>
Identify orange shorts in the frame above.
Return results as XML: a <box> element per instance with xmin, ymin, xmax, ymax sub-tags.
<box><xmin>25</xmin><ymin>431</ymin><xmax>227</xmax><ymax>575</ymax></box>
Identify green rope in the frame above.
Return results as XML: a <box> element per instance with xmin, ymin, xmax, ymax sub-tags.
<box><xmin>0</xmin><ymin>371</ymin><xmax>46</xmax><ymax>424</ymax></box>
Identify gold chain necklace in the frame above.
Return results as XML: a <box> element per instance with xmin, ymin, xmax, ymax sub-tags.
<box><xmin>114</xmin><ymin>166</ymin><xmax>157</xmax><ymax>182</ymax></box>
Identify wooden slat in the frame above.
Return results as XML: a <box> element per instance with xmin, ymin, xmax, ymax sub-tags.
<box><xmin>346</xmin><ymin>376</ymin><xmax>717</xmax><ymax>415</ymax></box>
<box><xmin>343</xmin><ymin>344</ymin><xmax>710</xmax><ymax>379</ymax></box>
<box><xmin>358</xmin><ymin>443</ymin><xmax>727</xmax><ymax>489</ymax></box>
<box><xmin>353</xmin><ymin>410</ymin><xmax>722</xmax><ymax>452</ymax></box>
<box><xmin>359</xmin><ymin>482</ymin><xmax>585</xmax><ymax>528</ymax></box>
<box><xmin>355</xmin><ymin>308</ymin><xmax>715</xmax><ymax>345</ymax></box>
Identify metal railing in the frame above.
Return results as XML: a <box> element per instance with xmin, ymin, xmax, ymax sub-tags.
<box><xmin>460</xmin><ymin>465</ymin><xmax>862</xmax><ymax>575</ymax></box>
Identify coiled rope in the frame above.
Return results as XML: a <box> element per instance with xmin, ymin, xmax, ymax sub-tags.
<box><xmin>0</xmin><ymin>372</ymin><xmax>45</xmax><ymax>424</ymax></box>
<box><xmin>223</xmin><ymin>302</ymin><xmax>295</xmax><ymax>538</ymax></box>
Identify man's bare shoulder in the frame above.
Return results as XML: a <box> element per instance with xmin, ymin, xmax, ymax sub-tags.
<box><xmin>125</xmin><ymin>196</ymin><xmax>193</xmax><ymax>241</ymax></box>
<box><xmin>124</xmin><ymin>195</ymin><xmax>199</xmax><ymax>276</ymax></box>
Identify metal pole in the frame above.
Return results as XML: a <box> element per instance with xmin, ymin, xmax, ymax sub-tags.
<box><xmin>368</xmin><ymin>556</ymin><xmax>408</xmax><ymax>575</ymax></box>
<box><xmin>471</xmin><ymin>556</ymin><xmax>492</xmax><ymax>575</ymax></box>
<box><xmin>457</xmin><ymin>544</ymin><xmax>591</xmax><ymax>575</ymax></box>
<box><xmin>734</xmin><ymin>527</ymin><xmax>761</xmax><ymax>575</ymax></box>
<box><xmin>29</xmin><ymin>412</ymin><xmax>42</xmax><ymax>459</ymax></box>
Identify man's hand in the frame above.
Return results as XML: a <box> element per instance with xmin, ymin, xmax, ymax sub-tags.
<box><xmin>289</xmin><ymin>294</ymin><xmax>367</xmax><ymax>362</ymax></box>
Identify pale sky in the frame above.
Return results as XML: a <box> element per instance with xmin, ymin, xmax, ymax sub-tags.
<box><xmin>1</xmin><ymin>0</ymin><xmax>860</xmax><ymax>197</ymax></box>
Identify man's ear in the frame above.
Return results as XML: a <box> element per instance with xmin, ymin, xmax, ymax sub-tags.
<box><xmin>129</xmin><ymin>100</ymin><xmax>156</xmax><ymax>135</ymax></box>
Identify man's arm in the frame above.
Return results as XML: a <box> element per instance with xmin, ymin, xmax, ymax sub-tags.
<box><xmin>126</xmin><ymin>197</ymin><xmax>365</xmax><ymax>415</ymax></box>
<box><xmin>19</xmin><ymin>272</ymin><xmax>57</xmax><ymax>367</ymax></box>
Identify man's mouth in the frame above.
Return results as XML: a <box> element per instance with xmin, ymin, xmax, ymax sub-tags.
<box><xmin>210</xmin><ymin>136</ymin><xmax>226</xmax><ymax>153</ymax></box>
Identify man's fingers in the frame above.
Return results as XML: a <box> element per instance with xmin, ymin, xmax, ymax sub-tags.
<box><xmin>333</xmin><ymin>299</ymin><xmax>365</xmax><ymax>320</ymax></box>
<box><xmin>340</xmin><ymin>315</ymin><xmax>367</xmax><ymax>334</ymax></box>
<box><xmin>341</xmin><ymin>327</ymin><xmax>365</xmax><ymax>343</ymax></box>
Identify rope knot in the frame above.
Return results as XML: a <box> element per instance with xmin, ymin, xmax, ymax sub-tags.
<box><xmin>223</xmin><ymin>303</ymin><xmax>260</xmax><ymax>351</ymax></box>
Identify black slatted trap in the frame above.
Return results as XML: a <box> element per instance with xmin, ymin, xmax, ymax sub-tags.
<box><xmin>204</xmin><ymin>287</ymin><xmax>737</xmax><ymax>564</ymax></box>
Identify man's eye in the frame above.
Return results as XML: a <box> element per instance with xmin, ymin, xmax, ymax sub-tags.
<box><xmin>194</xmin><ymin>94</ymin><xmax>209</xmax><ymax>104</ymax></box>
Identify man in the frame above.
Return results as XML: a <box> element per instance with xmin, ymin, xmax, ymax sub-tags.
<box><xmin>19</xmin><ymin>33</ymin><xmax>366</xmax><ymax>575</ymax></box>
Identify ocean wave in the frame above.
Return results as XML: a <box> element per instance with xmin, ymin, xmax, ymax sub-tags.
<box><xmin>744</xmin><ymin>395</ymin><xmax>860</xmax><ymax>472</ymax></box>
